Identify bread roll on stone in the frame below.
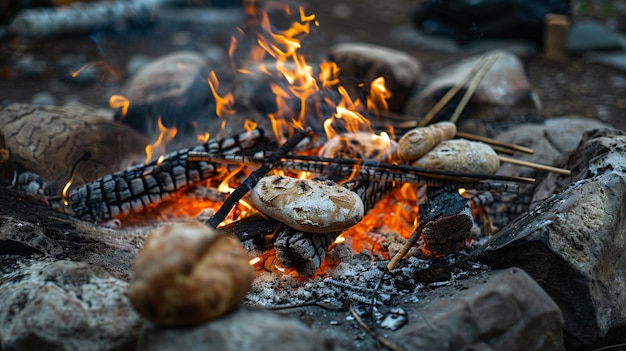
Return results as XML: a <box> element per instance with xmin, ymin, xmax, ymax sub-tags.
<box><xmin>412</xmin><ymin>139</ymin><xmax>500</xmax><ymax>174</ymax></box>
<box><xmin>396</xmin><ymin>122</ymin><xmax>457</xmax><ymax>162</ymax></box>
<box><xmin>127</xmin><ymin>221</ymin><xmax>254</xmax><ymax>326</ymax></box>
<box><xmin>249</xmin><ymin>175</ymin><xmax>364</xmax><ymax>233</ymax></box>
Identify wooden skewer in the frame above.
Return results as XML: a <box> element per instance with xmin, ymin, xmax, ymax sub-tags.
<box><xmin>418</xmin><ymin>55</ymin><xmax>491</xmax><ymax>127</ymax></box>
<box><xmin>498</xmin><ymin>156</ymin><xmax>571</xmax><ymax>176</ymax></box>
<box><xmin>449</xmin><ymin>53</ymin><xmax>500</xmax><ymax>124</ymax></box>
<box><xmin>456</xmin><ymin>131</ymin><xmax>534</xmax><ymax>154</ymax></box>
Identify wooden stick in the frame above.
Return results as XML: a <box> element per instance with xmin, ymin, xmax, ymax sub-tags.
<box><xmin>490</xmin><ymin>145</ymin><xmax>515</xmax><ymax>155</ymax></box>
<box><xmin>456</xmin><ymin>131</ymin><xmax>534</xmax><ymax>154</ymax></box>
<box><xmin>419</xmin><ymin>55</ymin><xmax>491</xmax><ymax>127</ymax></box>
<box><xmin>449</xmin><ymin>53</ymin><xmax>499</xmax><ymax>124</ymax></box>
<box><xmin>349</xmin><ymin>305</ymin><xmax>404</xmax><ymax>351</ymax></box>
<box><xmin>498</xmin><ymin>156</ymin><xmax>571</xmax><ymax>176</ymax></box>
<box><xmin>387</xmin><ymin>220</ymin><xmax>427</xmax><ymax>271</ymax></box>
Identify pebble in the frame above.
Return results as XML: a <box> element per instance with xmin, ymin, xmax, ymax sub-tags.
<box><xmin>126</xmin><ymin>54</ymin><xmax>154</xmax><ymax>77</ymax></box>
<box><xmin>13</xmin><ymin>53</ymin><xmax>47</xmax><ymax>77</ymax></box>
<box><xmin>30</xmin><ymin>91</ymin><xmax>57</xmax><ymax>106</ymax></box>
<box><xmin>567</xmin><ymin>20</ymin><xmax>626</xmax><ymax>53</ymax></box>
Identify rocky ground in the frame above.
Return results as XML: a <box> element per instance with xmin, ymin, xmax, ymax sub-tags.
<box><xmin>1</xmin><ymin>1</ymin><xmax>626</xmax><ymax>351</ymax></box>
<box><xmin>1</xmin><ymin>0</ymin><xmax>626</xmax><ymax>131</ymax></box>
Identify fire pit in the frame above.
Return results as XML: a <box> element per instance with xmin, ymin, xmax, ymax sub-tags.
<box><xmin>1</xmin><ymin>1</ymin><xmax>626</xmax><ymax>351</ymax></box>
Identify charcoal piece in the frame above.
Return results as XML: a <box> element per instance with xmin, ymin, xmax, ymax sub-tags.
<box><xmin>419</xmin><ymin>186</ymin><xmax>473</xmax><ymax>256</ymax></box>
<box><xmin>273</xmin><ymin>228</ymin><xmax>339</xmax><ymax>277</ymax></box>
<box><xmin>219</xmin><ymin>213</ymin><xmax>277</xmax><ymax>255</ymax></box>
<box><xmin>69</xmin><ymin>129</ymin><xmax>264</xmax><ymax>223</ymax></box>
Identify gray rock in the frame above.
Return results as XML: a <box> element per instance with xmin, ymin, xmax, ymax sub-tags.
<box><xmin>496</xmin><ymin>117</ymin><xmax>611</xmax><ymax>181</ymax></box>
<box><xmin>393</xmin><ymin>268</ymin><xmax>564</xmax><ymax>351</ymax></box>
<box><xmin>30</xmin><ymin>91</ymin><xmax>57</xmax><ymax>106</ymax></box>
<box><xmin>126</xmin><ymin>54</ymin><xmax>155</xmax><ymax>78</ymax></box>
<box><xmin>122</xmin><ymin>51</ymin><xmax>213</xmax><ymax>140</ymax></box>
<box><xmin>0</xmin><ymin>103</ymin><xmax>148</xmax><ymax>187</ymax></box>
<box><xmin>404</xmin><ymin>50</ymin><xmax>541</xmax><ymax>134</ymax></box>
<box><xmin>389</xmin><ymin>26</ymin><xmax>461</xmax><ymax>53</ymax></box>
<box><xmin>587</xmin><ymin>52</ymin><xmax>626</xmax><ymax>73</ymax></box>
<box><xmin>474</xmin><ymin>129</ymin><xmax>626</xmax><ymax>350</ymax></box>
<box><xmin>137</xmin><ymin>307</ymin><xmax>340</xmax><ymax>351</ymax></box>
<box><xmin>13</xmin><ymin>53</ymin><xmax>47</xmax><ymax>77</ymax></box>
<box><xmin>567</xmin><ymin>20</ymin><xmax>626</xmax><ymax>53</ymax></box>
<box><xmin>201</xmin><ymin>43</ymin><xmax>228</xmax><ymax>67</ymax></box>
<box><xmin>327</xmin><ymin>42</ymin><xmax>422</xmax><ymax>112</ymax></box>
<box><xmin>461</xmin><ymin>39</ymin><xmax>539</xmax><ymax>59</ymax></box>
<box><xmin>153</xmin><ymin>7</ymin><xmax>243</xmax><ymax>41</ymax></box>
<box><xmin>0</xmin><ymin>259</ymin><xmax>141</xmax><ymax>351</ymax></box>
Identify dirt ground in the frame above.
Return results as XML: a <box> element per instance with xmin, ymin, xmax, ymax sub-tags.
<box><xmin>0</xmin><ymin>0</ymin><xmax>625</xmax><ymax>131</ymax></box>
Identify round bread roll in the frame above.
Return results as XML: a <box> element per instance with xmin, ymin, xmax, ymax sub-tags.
<box><xmin>127</xmin><ymin>221</ymin><xmax>254</xmax><ymax>326</ymax></box>
<box><xmin>396</xmin><ymin>122</ymin><xmax>457</xmax><ymax>162</ymax></box>
<box><xmin>319</xmin><ymin>132</ymin><xmax>397</xmax><ymax>161</ymax></box>
<box><xmin>412</xmin><ymin>139</ymin><xmax>500</xmax><ymax>174</ymax></box>
<box><xmin>249</xmin><ymin>175</ymin><xmax>364</xmax><ymax>233</ymax></box>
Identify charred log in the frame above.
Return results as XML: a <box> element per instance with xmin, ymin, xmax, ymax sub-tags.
<box><xmin>419</xmin><ymin>186</ymin><xmax>473</xmax><ymax>257</ymax></box>
<box><xmin>67</xmin><ymin>129</ymin><xmax>265</xmax><ymax>223</ymax></box>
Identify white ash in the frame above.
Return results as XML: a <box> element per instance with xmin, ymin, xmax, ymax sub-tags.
<box><xmin>245</xmin><ymin>237</ymin><xmax>490</xmax><ymax>308</ymax></box>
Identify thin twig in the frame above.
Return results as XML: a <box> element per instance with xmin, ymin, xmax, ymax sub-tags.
<box><xmin>349</xmin><ymin>305</ymin><xmax>404</xmax><ymax>351</ymax></box>
<box><xmin>419</xmin><ymin>55</ymin><xmax>491</xmax><ymax>127</ymax></box>
<box><xmin>498</xmin><ymin>156</ymin><xmax>571</xmax><ymax>176</ymax></box>
<box><xmin>206</xmin><ymin>128</ymin><xmax>311</xmax><ymax>227</ymax></box>
<box><xmin>449</xmin><ymin>53</ymin><xmax>500</xmax><ymax>124</ymax></box>
<box><xmin>592</xmin><ymin>343</ymin><xmax>626</xmax><ymax>351</ymax></box>
<box><xmin>387</xmin><ymin>220</ymin><xmax>428</xmax><ymax>271</ymax></box>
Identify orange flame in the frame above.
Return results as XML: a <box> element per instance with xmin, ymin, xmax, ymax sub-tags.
<box><xmin>208</xmin><ymin>71</ymin><xmax>236</xmax><ymax>118</ymax></box>
<box><xmin>109</xmin><ymin>95</ymin><xmax>130</xmax><ymax>120</ymax></box>
<box><xmin>145</xmin><ymin>117</ymin><xmax>177</xmax><ymax>164</ymax></box>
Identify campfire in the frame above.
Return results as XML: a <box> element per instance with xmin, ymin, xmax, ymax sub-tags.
<box><xmin>2</xmin><ymin>1</ymin><xmax>626</xmax><ymax>350</ymax></box>
<box><xmin>56</xmin><ymin>2</ymin><xmax>560</xmax><ymax>280</ymax></box>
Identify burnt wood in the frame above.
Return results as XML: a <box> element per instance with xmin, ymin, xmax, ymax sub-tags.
<box><xmin>68</xmin><ymin>129</ymin><xmax>265</xmax><ymax>223</ymax></box>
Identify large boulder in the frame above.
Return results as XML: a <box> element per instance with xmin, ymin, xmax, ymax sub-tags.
<box><xmin>474</xmin><ymin>129</ymin><xmax>626</xmax><ymax>350</ymax></box>
<box><xmin>488</xmin><ymin>117</ymin><xmax>611</xmax><ymax>228</ymax></box>
<box><xmin>327</xmin><ymin>42</ymin><xmax>422</xmax><ymax>112</ymax></box>
<box><xmin>393</xmin><ymin>267</ymin><xmax>564</xmax><ymax>351</ymax></box>
<box><xmin>0</xmin><ymin>103</ymin><xmax>147</xmax><ymax>187</ymax></box>
<box><xmin>121</xmin><ymin>51</ymin><xmax>214</xmax><ymax>144</ymax></box>
<box><xmin>0</xmin><ymin>259</ymin><xmax>141</xmax><ymax>351</ymax></box>
<box><xmin>404</xmin><ymin>50</ymin><xmax>541</xmax><ymax>136</ymax></box>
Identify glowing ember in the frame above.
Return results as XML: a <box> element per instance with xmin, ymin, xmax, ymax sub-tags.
<box><xmin>109</xmin><ymin>1</ymin><xmax>436</xmax><ymax>277</ymax></box>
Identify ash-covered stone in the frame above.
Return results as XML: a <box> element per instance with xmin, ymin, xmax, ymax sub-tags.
<box><xmin>0</xmin><ymin>259</ymin><xmax>141</xmax><ymax>351</ymax></box>
<box><xmin>137</xmin><ymin>307</ymin><xmax>340</xmax><ymax>351</ymax></box>
<box><xmin>489</xmin><ymin>117</ymin><xmax>611</xmax><ymax>229</ymax></box>
<box><xmin>474</xmin><ymin>128</ymin><xmax>626</xmax><ymax>350</ymax></box>
<box><xmin>393</xmin><ymin>268</ymin><xmax>564</xmax><ymax>351</ymax></box>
